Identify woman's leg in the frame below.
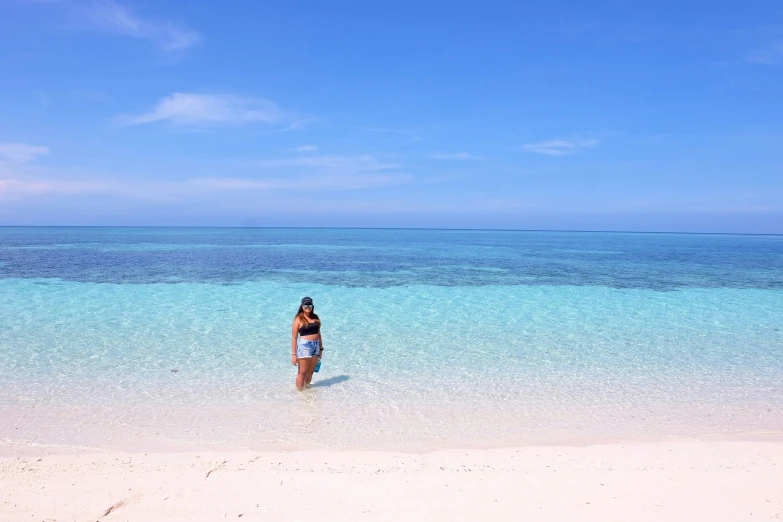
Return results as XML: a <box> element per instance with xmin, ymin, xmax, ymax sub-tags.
<box><xmin>296</xmin><ymin>357</ymin><xmax>314</xmax><ymax>391</ymax></box>
<box><xmin>304</xmin><ymin>355</ymin><xmax>319</xmax><ymax>385</ymax></box>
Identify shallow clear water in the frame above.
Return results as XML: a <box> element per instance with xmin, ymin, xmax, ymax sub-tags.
<box><xmin>1</xmin><ymin>228</ymin><xmax>781</xmax><ymax>452</ymax></box>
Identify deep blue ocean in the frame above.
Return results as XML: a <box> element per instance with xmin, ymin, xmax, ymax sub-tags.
<box><xmin>1</xmin><ymin>227</ymin><xmax>781</xmax><ymax>452</ymax></box>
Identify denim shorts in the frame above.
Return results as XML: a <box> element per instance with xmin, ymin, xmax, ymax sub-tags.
<box><xmin>296</xmin><ymin>339</ymin><xmax>321</xmax><ymax>359</ymax></box>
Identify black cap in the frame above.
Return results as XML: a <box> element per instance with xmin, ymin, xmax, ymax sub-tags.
<box><xmin>301</xmin><ymin>296</ymin><xmax>313</xmax><ymax>306</ymax></box>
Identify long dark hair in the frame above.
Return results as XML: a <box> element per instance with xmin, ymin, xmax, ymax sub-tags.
<box><xmin>295</xmin><ymin>304</ymin><xmax>320</xmax><ymax>326</ymax></box>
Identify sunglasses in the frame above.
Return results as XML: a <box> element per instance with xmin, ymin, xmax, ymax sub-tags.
<box><xmin>302</xmin><ymin>304</ymin><xmax>313</xmax><ymax>309</ymax></box>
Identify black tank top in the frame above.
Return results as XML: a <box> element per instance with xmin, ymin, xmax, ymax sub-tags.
<box><xmin>298</xmin><ymin>320</ymin><xmax>320</xmax><ymax>336</ymax></box>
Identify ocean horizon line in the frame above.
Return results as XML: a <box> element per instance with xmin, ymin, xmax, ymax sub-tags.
<box><xmin>1</xmin><ymin>225</ymin><xmax>782</xmax><ymax>237</ymax></box>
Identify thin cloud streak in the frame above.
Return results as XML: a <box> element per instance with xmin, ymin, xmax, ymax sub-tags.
<box><xmin>0</xmin><ymin>143</ymin><xmax>50</xmax><ymax>163</ymax></box>
<box><xmin>743</xmin><ymin>24</ymin><xmax>783</xmax><ymax>65</ymax></box>
<box><xmin>117</xmin><ymin>93</ymin><xmax>288</xmax><ymax>127</ymax></box>
<box><xmin>84</xmin><ymin>0</ymin><xmax>200</xmax><ymax>51</ymax></box>
<box><xmin>295</xmin><ymin>197</ymin><xmax>532</xmax><ymax>215</ymax></box>
<box><xmin>0</xmin><ymin>149</ymin><xmax>407</xmax><ymax>201</ymax></box>
<box><xmin>522</xmin><ymin>138</ymin><xmax>600</xmax><ymax>155</ymax></box>
<box><xmin>0</xmin><ymin>178</ymin><xmax>122</xmax><ymax>196</ymax></box>
<box><xmin>748</xmin><ymin>39</ymin><xmax>783</xmax><ymax>64</ymax></box>
<box><xmin>252</xmin><ymin>154</ymin><xmax>398</xmax><ymax>172</ymax></box>
<box><xmin>0</xmin><ymin>173</ymin><xmax>412</xmax><ymax>199</ymax></box>
<box><xmin>189</xmin><ymin>173</ymin><xmax>412</xmax><ymax>191</ymax></box>
<box><xmin>361</xmin><ymin>126</ymin><xmax>423</xmax><ymax>142</ymax></box>
<box><xmin>427</xmin><ymin>152</ymin><xmax>482</xmax><ymax>160</ymax></box>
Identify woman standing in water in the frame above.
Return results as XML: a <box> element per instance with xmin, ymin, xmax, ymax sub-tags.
<box><xmin>291</xmin><ymin>296</ymin><xmax>323</xmax><ymax>390</ymax></box>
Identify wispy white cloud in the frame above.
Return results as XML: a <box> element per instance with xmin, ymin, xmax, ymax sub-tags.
<box><xmin>291</xmin><ymin>196</ymin><xmax>532</xmax><ymax>215</ymax></box>
<box><xmin>562</xmin><ymin>20</ymin><xmax>601</xmax><ymax>37</ymax></box>
<box><xmin>427</xmin><ymin>152</ymin><xmax>481</xmax><ymax>161</ymax></box>
<box><xmin>117</xmin><ymin>93</ymin><xmax>288</xmax><ymax>127</ymax></box>
<box><xmin>0</xmin><ymin>178</ymin><xmax>121</xmax><ymax>196</ymax></box>
<box><xmin>187</xmin><ymin>173</ymin><xmax>411</xmax><ymax>192</ymax></box>
<box><xmin>0</xmin><ymin>143</ymin><xmax>50</xmax><ymax>163</ymax></box>
<box><xmin>748</xmin><ymin>36</ymin><xmax>783</xmax><ymax>64</ymax></box>
<box><xmin>362</xmin><ymin>127</ymin><xmax>423</xmax><ymax>142</ymax></box>
<box><xmin>295</xmin><ymin>144</ymin><xmax>319</xmax><ymax>153</ymax></box>
<box><xmin>0</xmin><ymin>151</ymin><xmax>409</xmax><ymax>200</ymax></box>
<box><xmin>253</xmin><ymin>154</ymin><xmax>398</xmax><ymax>172</ymax></box>
<box><xmin>82</xmin><ymin>0</ymin><xmax>199</xmax><ymax>51</ymax></box>
<box><xmin>0</xmin><ymin>173</ymin><xmax>410</xmax><ymax>199</ymax></box>
<box><xmin>522</xmin><ymin>138</ymin><xmax>600</xmax><ymax>156</ymax></box>
<box><xmin>730</xmin><ymin>24</ymin><xmax>783</xmax><ymax>65</ymax></box>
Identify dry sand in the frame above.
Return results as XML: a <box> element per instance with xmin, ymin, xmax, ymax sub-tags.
<box><xmin>1</xmin><ymin>440</ymin><xmax>782</xmax><ymax>521</ymax></box>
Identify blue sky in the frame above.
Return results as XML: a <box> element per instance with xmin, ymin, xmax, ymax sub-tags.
<box><xmin>1</xmin><ymin>0</ymin><xmax>782</xmax><ymax>232</ymax></box>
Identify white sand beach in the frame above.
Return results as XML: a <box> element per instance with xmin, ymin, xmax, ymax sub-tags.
<box><xmin>2</xmin><ymin>440</ymin><xmax>782</xmax><ymax>521</ymax></box>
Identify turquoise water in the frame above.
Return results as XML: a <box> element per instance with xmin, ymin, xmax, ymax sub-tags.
<box><xmin>0</xmin><ymin>228</ymin><xmax>781</xmax><ymax>452</ymax></box>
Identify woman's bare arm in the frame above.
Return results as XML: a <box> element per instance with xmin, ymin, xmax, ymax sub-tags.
<box><xmin>318</xmin><ymin>323</ymin><xmax>323</xmax><ymax>355</ymax></box>
<box><xmin>291</xmin><ymin>318</ymin><xmax>299</xmax><ymax>358</ymax></box>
